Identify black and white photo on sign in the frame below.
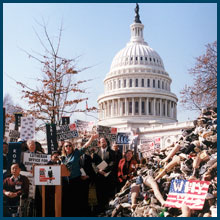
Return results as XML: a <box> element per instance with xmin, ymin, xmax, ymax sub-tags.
<box><xmin>20</xmin><ymin>117</ymin><xmax>35</xmax><ymax>140</ymax></box>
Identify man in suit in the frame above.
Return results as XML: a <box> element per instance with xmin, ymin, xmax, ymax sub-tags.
<box><xmin>92</xmin><ymin>137</ymin><xmax>116</xmax><ymax>212</ymax></box>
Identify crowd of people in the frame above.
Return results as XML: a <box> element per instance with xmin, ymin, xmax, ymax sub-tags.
<box><xmin>3</xmin><ymin>133</ymin><xmax>141</xmax><ymax>217</ymax></box>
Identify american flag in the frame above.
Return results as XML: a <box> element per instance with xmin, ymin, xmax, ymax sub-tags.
<box><xmin>165</xmin><ymin>179</ymin><xmax>210</xmax><ymax>210</ymax></box>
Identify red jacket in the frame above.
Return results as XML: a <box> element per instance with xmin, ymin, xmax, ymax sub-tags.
<box><xmin>118</xmin><ymin>158</ymin><xmax>137</xmax><ymax>183</ymax></box>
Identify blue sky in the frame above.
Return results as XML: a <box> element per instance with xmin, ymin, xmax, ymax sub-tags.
<box><xmin>3</xmin><ymin>3</ymin><xmax>217</xmax><ymax>124</ymax></box>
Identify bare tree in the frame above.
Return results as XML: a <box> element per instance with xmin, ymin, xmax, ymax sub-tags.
<box><xmin>16</xmin><ymin>21</ymin><xmax>97</xmax><ymax>128</ymax></box>
<box><xmin>3</xmin><ymin>93</ymin><xmax>23</xmax><ymax>124</ymax></box>
<box><xmin>180</xmin><ymin>41</ymin><xmax>217</xmax><ymax>111</ymax></box>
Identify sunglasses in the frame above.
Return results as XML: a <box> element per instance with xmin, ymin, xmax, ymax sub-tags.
<box><xmin>65</xmin><ymin>145</ymin><xmax>72</xmax><ymax>148</ymax></box>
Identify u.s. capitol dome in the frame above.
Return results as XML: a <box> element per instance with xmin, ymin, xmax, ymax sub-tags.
<box><xmin>97</xmin><ymin>4</ymin><xmax>178</xmax><ymax>131</ymax></box>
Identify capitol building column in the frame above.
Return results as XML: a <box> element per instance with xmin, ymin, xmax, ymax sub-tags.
<box><xmin>132</xmin><ymin>98</ymin><xmax>135</xmax><ymax>116</ymax></box>
<box><xmin>121</xmin><ymin>99</ymin><xmax>123</xmax><ymax>116</ymax></box>
<box><xmin>107</xmin><ymin>101</ymin><xmax>110</xmax><ymax>118</ymax></box>
<box><xmin>124</xmin><ymin>98</ymin><xmax>127</xmax><ymax>116</ymax></box>
<box><xmin>102</xmin><ymin>103</ymin><xmax>104</xmax><ymax>119</ymax></box>
<box><xmin>174</xmin><ymin>103</ymin><xmax>177</xmax><ymax>119</ymax></box>
<box><xmin>165</xmin><ymin>100</ymin><xmax>167</xmax><ymax>117</ymax></box>
<box><xmin>103</xmin><ymin>102</ymin><xmax>105</xmax><ymax>118</ymax></box>
<box><xmin>146</xmin><ymin>97</ymin><xmax>149</xmax><ymax>115</ymax></box>
<box><xmin>169</xmin><ymin>101</ymin><xmax>171</xmax><ymax>117</ymax></box>
<box><xmin>160</xmin><ymin>99</ymin><xmax>162</xmax><ymax>117</ymax></box>
<box><xmin>118</xmin><ymin>99</ymin><xmax>120</xmax><ymax>116</ymax></box>
<box><xmin>111</xmin><ymin>100</ymin><xmax>114</xmax><ymax>117</ymax></box>
<box><xmin>139</xmin><ymin>97</ymin><xmax>142</xmax><ymax>115</ymax></box>
<box><xmin>153</xmin><ymin>98</ymin><xmax>156</xmax><ymax>116</ymax></box>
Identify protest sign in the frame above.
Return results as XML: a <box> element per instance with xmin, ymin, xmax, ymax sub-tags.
<box><xmin>20</xmin><ymin>171</ymin><xmax>36</xmax><ymax>199</ymax></box>
<box><xmin>9</xmin><ymin>130</ymin><xmax>20</xmax><ymax>139</ymax></box>
<box><xmin>111</xmin><ymin>127</ymin><xmax>117</xmax><ymax>134</ymax></box>
<box><xmin>116</xmin><ymin>133</ymin><xmax>130</xmax><ymax>144</ymax></box>
<box><xmin>165</xmin><ymin>179</ymin><xmax>210</xmax><ymax>210</ymax></box>
<box><xmin>97</xmin><ymin>125</ymin><xmax>111</xmax><ymax>134</ymax></box>
<box><xmin>56</xmin><ymin>123</ymin><xmax>78</xmax><ymax>141</ymax></box>
<box><xmin>20</xmin><ymin>117</ymin><xmax>35</xmax><ymax>140</ymax></box>
<box><xmin>34</xmin><ymin>165</ymin><xmax>61</xmax><ymax>185</ymax></box>
<box><xmin>46</xmin><ymin>124</ymin><xmax>58</xmax><ymax>154</ymax></box>
<box><xmin>62</xmin><ymin>116</ymin><xmax>70</xmax><ymax>125</ymax></box>
<box><xmin>76</xmin><ymin>120</ymin><xmax>95</xmax><ymax>132</ymax></box>
<box><xmin>14</xmin><ymin>112</ymin><xmax>23</xmax><ymax>130</ymax></box>
<box><xmin>23</xmin><ymin>152</ymin><xmax>51</xmax><ymax>171</ymax></box>
<box><xmin>154</xmin><ymin>137</ymin><xmax>161</xmax><ymax>150</ymax></box>
<box><xmin>140</xmin><ymin>138</ymin><xmax>154</xmax><ymax>151</ymax></box>
<box><xmin>97</xmin><ymin>125</ymin><xmax>117</xmax><ymax>142</ymax></box>
<box><xmin>139</xmin><ymin>137</ymin><xmax>161</xmax><ymax>157</ymax></box>
<box><xmin>7</xmin><ymin>142</ymin><xmax>22</xmax><ymax>170</ymax></box>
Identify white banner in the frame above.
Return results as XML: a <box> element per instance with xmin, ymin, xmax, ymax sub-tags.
<box><xmin>23</xmin><ymin>152</ymin><xmax>51</xmax><ymax>171</ymax></box>
<box><xmin>76</xmin><ymin>120</ymin><xmax>95</xmax><ymax>132</ymax></box>
<box><xmin>20</xmin><ymin>117</ymin><xmax>35</xmax><ymax>140</ymax></box>
<box><xmin>34</xmin><ymin>165</ymin><xmax>61</xmax><ymax>185</ymax></box>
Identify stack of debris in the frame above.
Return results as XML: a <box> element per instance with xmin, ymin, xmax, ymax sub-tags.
<box><xmin>100</xmin><ymin>107</ymin><xmax>217</xmax><ymax>217</ymax></box>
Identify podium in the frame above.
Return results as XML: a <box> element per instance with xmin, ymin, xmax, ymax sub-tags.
<box><xmin>34</xmin><ymin>164</ymin><xmax>70</xmax><ymax>217</ymax></box>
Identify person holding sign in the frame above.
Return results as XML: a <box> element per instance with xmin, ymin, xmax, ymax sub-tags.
<box><xmin>61</xmin><ymin>133</ymin><xmax>99</xmax><ymax>217</ymax></box>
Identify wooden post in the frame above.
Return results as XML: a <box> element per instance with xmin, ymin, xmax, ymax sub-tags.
<box><xmin>54</xmin><ymin>164</ymin><xmax>70</xmax><ymax>217</ymax></box>
<box><xmin>42</xmin><ymin>185</ymin><xmax>46</xmax><ymax>217</ymax></box>
<box><xmin>55</xmin><ymin>185</ymin><xmax>62</xmax><ymax>217</ymax></box>
<box><xmin>34</xmin><ymin>164</ymin><xmax>70</xmax><ymax>217</ymax></box>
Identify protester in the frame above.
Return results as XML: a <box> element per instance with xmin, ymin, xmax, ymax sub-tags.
<box><xmin>57</xmin><ymin>140</ymin><xmax>65</xmax><ymax>154</ymax></box>
<box><xmin>35</xmin><ymin>141</ymin><xmax>45</xmax><ymax>154</ymax></box>
<box><xmin>47</xmin><ymin>151</ymin><xmax>61</xmax><ymax>165</ymax></box>
<box><xmin>61</xmin><ymin>134</ymin><xmax>99</xmax><ymax>217</ymax></box>
<box><xmin>112</xmin><ymin>143</ymin><xmax>122</xmax><ymax>166</ymax></box>
<box><xmin>118</xmin><ymin>150</ymin><xmax>137</xmax><ymax>190</ymax></box>
<box><xmin>92</xmin><ymin>137</ymin><xmax>116</xmax><ymax>213</ymax></box>
<box><xmin>3</xmin><ymin>163</ymin><xmax>29</xmax><ymax>217</ymax></box>
<box><xmin>26</xmin><ymin>140</ymin><xmax>42</xmax><ymax>154</ymax></box>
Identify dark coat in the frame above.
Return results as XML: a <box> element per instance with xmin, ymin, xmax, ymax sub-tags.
<box><xmin>80</xmin><ymin>154</ymin><xmax>96</xmax><ymax>182</ymax></box>
<box><xmin>92</xmin><ymin>147</ymin><xmax>116</xmax><ymax>174</ymax></box>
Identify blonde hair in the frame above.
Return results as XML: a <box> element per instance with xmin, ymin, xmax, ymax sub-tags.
<box><xmin>61</xmin><ymin>141</ymin><xmax>75</xmax><ymax>156</ymax></box>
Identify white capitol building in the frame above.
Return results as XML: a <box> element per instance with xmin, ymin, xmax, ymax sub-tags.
<box><xmin>97</xmin><ymin>4</ymin><xmax>193</xmax><ymax>147</ymax></box>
